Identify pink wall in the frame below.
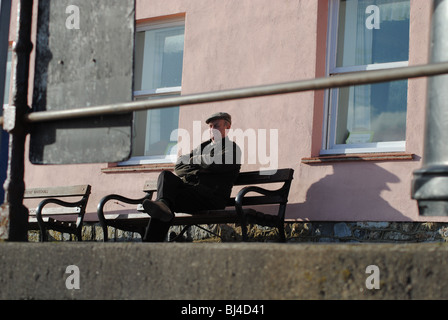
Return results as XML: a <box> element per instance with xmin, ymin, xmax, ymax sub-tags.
<box><xmin>12</xmin><ymin>0</ymin><xmax>443</xmax><ymax>222</ymax></box>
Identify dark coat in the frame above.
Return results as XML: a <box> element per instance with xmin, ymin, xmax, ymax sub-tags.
<box><xmin>174</xmin><ymin>136</ymin><xmax>241</xmax><ymax>208</ymax></box>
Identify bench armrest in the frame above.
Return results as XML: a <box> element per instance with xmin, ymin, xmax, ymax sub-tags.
<box><xmin>234</xmin><ymin>180</ymin><xmax>291</xmax><ymax>217</ymax></box>
<box><xmin>35</xmin><ymin>197</ymin><xmax>89</xmax><ymax>226</ymax></box>
<box><xmin>96</xmin><ymin>192</ymin><xmax>154</xmax><ymax>224</ymax></box>
<box><xmin>235</xmin><ymin>186</ymin><xmax>279</xmax><ymax>213</ymax></box>
<box><xmin>235</xmin><ymin>186</ymin><xmax>278</xmax><ymax>202</ymax></box>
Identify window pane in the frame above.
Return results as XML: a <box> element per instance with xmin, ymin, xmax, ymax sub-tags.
<box><xmin>335</xmin><ymin>80</ymin><xmax>408</xmax><ymax>144</ymax></box>
<box><xmin>132</xmin><ymin>95</ymin><xmax>179</xmax><ymax>158</ymax></box>
<box><xmin>134</xmin><ymin>26</ymin><xmax>185</xmax><ymax>91</ymax></box>
<box><xmin>130</xmin><ymin>21</ymin><xmax>184</xmax><ymax>162</ymax></box>
<box><xmin>336</xmin><ymin>0</ymin><xmax>410</xmax><ymax>68</ymax></box>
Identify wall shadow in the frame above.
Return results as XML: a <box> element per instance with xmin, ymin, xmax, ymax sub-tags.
<box><xmin>289</xmin><ymin>162</ymin><xmax>413</xmax><ymax>222</ymax></box>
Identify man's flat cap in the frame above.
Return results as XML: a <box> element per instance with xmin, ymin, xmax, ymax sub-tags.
<box><xmin>205</xmin><ymin>112</ymin><xmax>232</xmax><ymax>124</ymax></box>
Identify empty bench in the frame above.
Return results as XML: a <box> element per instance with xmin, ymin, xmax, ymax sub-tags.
<box><xmin>97</xmin><ymin>169</ymin><xmax>294</xmax><ymax>242</ymax></box>
<box><xmin>25</xmin><ymin>185</ymin><xmax>91</xmax><ymax>242</ymax></box>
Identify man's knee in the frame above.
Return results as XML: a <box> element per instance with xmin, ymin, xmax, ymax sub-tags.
<box><xmin>158</xmin><ymin>170</ymin><xmax>177</xmax><ymax>183</ymax></box>
<box><xmin>157</xmin><ymin>170</ymin><xmax>183</xmax><ymax>193</ymax></box>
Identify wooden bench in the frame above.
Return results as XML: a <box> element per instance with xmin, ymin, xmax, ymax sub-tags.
<box><xmin>97</xmin><ymin>169</ymin><xmax>294</xmax><ymax>242</ymax></box>
<box><xmin>25</xmin><ymin>185</ymin><xmax>91</xmax><ymax>242</ymax></box>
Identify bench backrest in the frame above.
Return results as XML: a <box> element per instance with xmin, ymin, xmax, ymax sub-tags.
<box><xmin>142</xmin><ymin>169</ymin><xmax>294</xmax><ymax>208</ymax></box>
<box><xmin>24</xmin><ymin>185</ymin><xmax>91</xmax><ymax>216</ymax></box>
<box><xmin>229</xmin><ymin>169</ymin><xmax>294</xmax><ymax>207</ymax></box>
<box><xmin>233</xmin><ymin>169</ymin><xmax>294</xmax><ymax>186</ymax></box>
<box><xmin>24</xmin><ymin>185</ymin><xmax>91</xmax><ymax>199</ymax></box>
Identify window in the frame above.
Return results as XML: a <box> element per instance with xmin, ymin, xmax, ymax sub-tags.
<box><xmin>323</xmin><ymin>0</ymin><xmax>410</xmax><ymax>154</ymax></box>
<box><xmin>121</xmin><ymin>18</ymin><xmax>185</xmax><ymax>165</ymax></box>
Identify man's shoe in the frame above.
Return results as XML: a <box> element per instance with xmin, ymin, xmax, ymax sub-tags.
<box><xmin>142</xmin><ymin>199</ymin><xmax>174</xmax><ymax>222</ymax></box>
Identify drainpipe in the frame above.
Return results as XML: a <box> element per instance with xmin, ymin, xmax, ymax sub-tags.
<box><xmin>412</xmin><ymin>0</ymin><xmax>448</xmax><ymax>216</ymax></box>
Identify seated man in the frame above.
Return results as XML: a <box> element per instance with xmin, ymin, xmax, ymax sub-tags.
<box><xmin>142</xmin><ymin>112</ymin><xmax>242</xmax><ymax>242</ymax></box>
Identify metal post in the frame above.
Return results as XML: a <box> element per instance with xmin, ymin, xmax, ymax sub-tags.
<box><xmin>412</xmin><ymin>0</ymin><xmax>448</xmax><ymax>216</ymax></box>
<box><xmin>0</xmin><ymin>0</ymin><xmax>33</xmax><ymax>241</ymax></box>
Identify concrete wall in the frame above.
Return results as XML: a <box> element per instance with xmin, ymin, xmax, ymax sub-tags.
<box><xmin>2</xmin><ymin>242</ymin><xmax>448</xmax><ymax>300</ymax></box>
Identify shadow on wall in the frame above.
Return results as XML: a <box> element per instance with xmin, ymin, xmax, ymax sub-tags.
<box><xmin>289</xmin><ymin>162</ymin><xmax>412</xmax><ymax>221</ymax></box>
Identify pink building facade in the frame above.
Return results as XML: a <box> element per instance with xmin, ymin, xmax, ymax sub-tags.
<box><xmin>4</xmin><ymin>0</ymin><xmax>443</xmax><ymax>225</ymax></box>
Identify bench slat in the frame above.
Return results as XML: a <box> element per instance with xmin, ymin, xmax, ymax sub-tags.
<box><xmin>105</xmin><ymin>210</ymin><xmax>249</xmax><ymax>225</ymax></box>
<box><xmin>143</xmin><ymin>181</ymin><xmax>158</xmax><ymax>192</ymax></box>
<box><xmin>234</xmin><ymin>169</ymin><xmax>294</xmax><ymax>185</ymax></box>
<box><xmin>24</xmin><ymin>185</ymin><xmax>91</xmax><ymax>199</ymax></box>
<box><xmin>140</xmin><ymin>169</ymin><xmax>295</xmax><ymax>194</ymax></box>
<box><xmin>29</xmin><ymin>207</ymin><xmax>81</xmax><ymax>216</ymax></box>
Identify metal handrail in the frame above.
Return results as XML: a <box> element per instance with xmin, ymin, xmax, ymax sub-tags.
<box><xmin>2</xmin><ymin>61</ymin><xmax>448</xmax><ymax>127</ymax></box>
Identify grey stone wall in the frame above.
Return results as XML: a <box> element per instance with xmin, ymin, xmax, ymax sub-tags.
<box><xmin>5</xmin><ymin>242</ymin><xmax>448</xmax><ymax>300</ymax></box>
<box><xmin>29</xmin><ymin>221</ymin><xmax>448</xmax><ymax>243</ymax></box>
<box><xmin>285</xmin><ymin>222</ymin><xmax>448</xmax><ymax>243</ymax></box>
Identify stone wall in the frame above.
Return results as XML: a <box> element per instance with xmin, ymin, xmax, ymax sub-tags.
<box><xmin>28</xmin><ymin>221</ymin><xmax>448</xmax><ymax>243</ymax></box>
<box><xmin>286</xmin><ymin>222</ymin><xmax>448</xmax><ymax>243</ymax></box>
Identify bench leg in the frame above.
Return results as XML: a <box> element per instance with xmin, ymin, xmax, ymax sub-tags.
<box><xmin>194</xmin><ymin>225</ymin><xmax>223</xmax><ymax>240</ymax></box>
<box><xmin>277</xmin><ymin>205</ymin><xmax>287</xmax><ymax>242</ymax></box>
<box><xmin>278</xmin><ymin>223</ymin><xmax>286</xmax><ymax>243</ymax></box>
<box><xmin>102</xmin><ymin>225</ymin><xmax>109</xmax><ymax>242</ymax></box>
<box><xmin>169</xmin><ymin>225</ymin><xmax>191</xmax><ymax>242</ymax></box>
<box><xmin>76</xmin><ymin>229</ymin><xmax>83</xmax><ymax>241</ymax></box>
<box><xmin>241</xmin><ymin>217</ymin><xmax>249</xmax><ymax>242</ymax></box>
<box><xmin>39</xmin><ymin>227</ymin><xmax>48</xmax><ymax>242</ymax></box>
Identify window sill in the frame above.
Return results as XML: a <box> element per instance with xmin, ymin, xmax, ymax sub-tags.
<box><xmin>101</xmin><ymin>163</ymin><xmax>175</xmax><ymax>174</ymax></box>
<box><xmin>301</xmin><ymin>153</ymin><xmax>415</xmax><ymax>165</ymax></box>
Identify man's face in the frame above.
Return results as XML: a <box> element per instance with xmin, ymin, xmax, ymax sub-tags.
<box><xmin>209</xmin><ymin>119</ymin><xmax>230</xmax><ymax>142</ymax></box>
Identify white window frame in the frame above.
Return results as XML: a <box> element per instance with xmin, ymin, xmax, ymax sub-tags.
<box><xmin>119</xmin><ymin>17</ymin><xmax>185</xmax><ymax>166</ymax></box>
<box><xmin>321</xmin><ymin>0</ymin><xmax>409</xmax><ymax>155</ymax></box>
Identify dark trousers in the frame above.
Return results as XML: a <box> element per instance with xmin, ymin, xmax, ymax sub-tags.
<box><xmin>143</xmin><ymin>171</ymin><xmax>223</xmax><ymax>242</ymax></box>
